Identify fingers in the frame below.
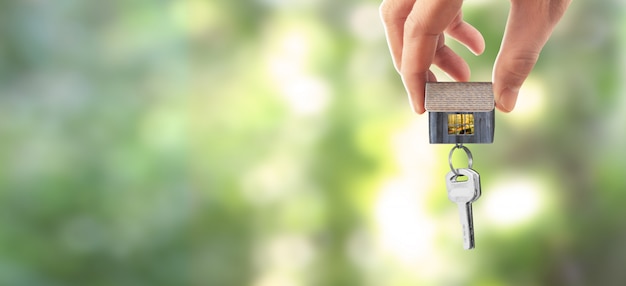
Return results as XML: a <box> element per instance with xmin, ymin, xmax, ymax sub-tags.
<box><xmin>493</xmin><ymin>0</ymin><xmax>571</xmax><ymax>112</ymax></box>
<box><xmin>379</xmin><ymin>0</ymin><xmax>416</xmax><ymax>72</ymax></box>
<box><xmin>399</xmin><ymin>33</ymin><xmax>471</xmax><ymax>113</ymax></box>
<box><xmin>381</xmin><ymin>0</ymin><xmax>571</xmax><ymax>114</ymax></box>
<box><xmin>433</xmin><ymin>34</ymin><xmax>471</xmax><ymax>83</ymax></box>
<box><xmin>381</xmin><ymin>0</ymin><xmax>484</xmax><ymax>113</ymax></box>
<box><xmin>399</xmin><ymin>0</ymin><xmax>464</xmax><ymax>113</ymax></box>
<box><xmin>446</xmin><ymin>12</ymin><xmax>485</xmax><ymax>56</ymax></box>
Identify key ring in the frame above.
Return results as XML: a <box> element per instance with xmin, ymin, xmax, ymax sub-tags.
<box><xmin>449</xmin><ymin>143</ymin><xmax>473</xmax><ymax>176</ymax></box>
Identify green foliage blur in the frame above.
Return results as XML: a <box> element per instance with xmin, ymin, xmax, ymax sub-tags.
<box><xmin>1</xmin><ymin>0</ymin><xmax>625</xmax><ymax>285</ymax></box>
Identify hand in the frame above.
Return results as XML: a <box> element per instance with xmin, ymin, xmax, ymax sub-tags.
<box><xmin>380</xmin><ymin>0</ymin><xmax>571</xmax><ymax>113</ymax></box>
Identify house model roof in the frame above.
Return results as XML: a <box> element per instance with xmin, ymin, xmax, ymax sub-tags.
<box><xmin>424</xmin><ymin>82</ymin><xmax>494</xmax><ymax>112</ymax></box>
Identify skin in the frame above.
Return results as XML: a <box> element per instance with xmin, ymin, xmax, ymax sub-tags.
<box><xmin>380</xmin><ymin>0</ymin><xmax>572</xmax><ymax>114</ymax></box>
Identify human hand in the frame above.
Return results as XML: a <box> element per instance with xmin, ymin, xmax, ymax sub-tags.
<box><xmin>380</xmin><ymin>0</ymin><xmax>571</xmax><ymax>113</ymax></box>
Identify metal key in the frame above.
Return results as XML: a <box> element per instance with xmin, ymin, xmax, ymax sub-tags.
<box><xmin>446</xmin><ymin>168</ymin><xmax>481</xmax><ymax>249</ymax></box>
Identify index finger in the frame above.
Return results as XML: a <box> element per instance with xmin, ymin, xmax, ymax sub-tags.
<box><xmin>401</xmin><ymin>0</ymin><xmax>463</xmax><ymax>113</ymax></box>
<box><xmin>380</xmin><ymin>0</ymin><xmax>415</xmax><ymax>72</ymax></box>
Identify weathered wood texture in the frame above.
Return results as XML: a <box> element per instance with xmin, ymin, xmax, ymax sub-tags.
<box><xmin>428</xmin><ymin>111</ymin><xmax>495</xmax><ymax>144</ymax></box>
<box><xmin>425</xmin><ymin>82</ymin><xmax>494</xmax><ymax>112</ymax></box>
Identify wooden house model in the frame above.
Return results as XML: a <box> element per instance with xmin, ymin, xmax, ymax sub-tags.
<box><xmin>425</xmin><ymin>82</ymin><xmax>495</xmax><ymax>144</ymax></box>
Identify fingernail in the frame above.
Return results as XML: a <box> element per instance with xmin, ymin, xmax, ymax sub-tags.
<box><xmin>497</xmin><ymin>87</ymin><xmax>519</xmax><ymax>112</ymax></box>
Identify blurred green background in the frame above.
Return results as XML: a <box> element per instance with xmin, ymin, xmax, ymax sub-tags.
<box><xmin>1</xmin><ymin>0</ymin><xmax>625</xmax><ymax>285</ymax></box>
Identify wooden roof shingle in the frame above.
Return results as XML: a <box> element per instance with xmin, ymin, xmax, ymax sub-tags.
<box><xmin>425</xmin><ymin>82</ymin><xmax>494</xmax><ymax>112</ymax></box>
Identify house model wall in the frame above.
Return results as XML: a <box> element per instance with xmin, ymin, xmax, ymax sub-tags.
<box><xmin>425</xmin><ymin>82</ymin><xmax>495</xmax><ymax>144</ymax></box>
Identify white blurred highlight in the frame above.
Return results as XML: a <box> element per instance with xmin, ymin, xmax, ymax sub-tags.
<box><xmin>506</xmin><ymin>78</ymin><xmax>545</xmax><ymax>126</ymax></box>
<box><xmin>373</xmin><ymin>119</ymin><xmax>442</xmax><ymax>272</ymax></box>
<box><xmin>253</xmin><ymin>235</ymin><xmax>313</xmax><ymax>286</ymax></box>
<box><xmin>280</xmin><ymin>77</ymin><xmax>329</xmax><ymax>116</ymax></box>
<box><xmin>266</xmin><ymin>28</ymin><xmax>329</xmax><ymax>116</ymax></box>
<box><xmin>348</xmin><ymin>4</ymin><xmax>384</xmax><ymax>42</ymax></box>
<box><xmin>375</xmin><ymin>179</ymin><xmax>435</xmax><ymax>263</ymax></box>
<box><xmin>484</xmin><ymin>177</ymin><xmax>544</xmax><ymax>227</ymax></box>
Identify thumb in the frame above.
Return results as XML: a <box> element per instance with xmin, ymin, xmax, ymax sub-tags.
<box><xmin>493</xmin><ymin>0</ymin><xmax>570</xmax><ymax>112</ymax></box>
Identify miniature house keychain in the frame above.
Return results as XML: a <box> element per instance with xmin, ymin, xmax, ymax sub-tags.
<box><xmin>424</xmin><ymin>82</ymin><xmax>495</xmax><ymax>250</ymax></box>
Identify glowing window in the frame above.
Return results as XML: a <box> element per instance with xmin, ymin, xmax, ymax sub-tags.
<box><xmin>447</xmin><ymin>113</ymin><xmax>474</xmax><ymax>135</ymax></box>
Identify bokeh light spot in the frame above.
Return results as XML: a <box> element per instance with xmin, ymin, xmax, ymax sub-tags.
<box><xmin>484</xmin><ymin>177</ymin><xmax>545</xmax><ymax>227</ymax></box>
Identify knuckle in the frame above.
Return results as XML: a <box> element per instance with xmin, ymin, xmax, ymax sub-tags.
<box><xmin>403</xmin><ymin>14</ymin><xmax>430</xmax><ymax>38</ymax></box>
<box><xmin>512</xmin><ymin>52</ymin><xmax>538</xmax><ymax>72</ymax></box>
<box><xmin>379</xmin><ymin>1</ymin><xmax>397</xmax><ymax>23</ymax></box>
<box><xmin>380</xmin><ymin>0</ymin><xmax>416</xmax><ymax>24</ymax></box>
<box><xmin>502</xmin><ymin>52</ymin><xmax>539</xmax><ymax>82</ymax></box>
<box><xmin>403</xmin><ymin>11</ymin><xmax>443</xmax><ymax>37</ymax></box>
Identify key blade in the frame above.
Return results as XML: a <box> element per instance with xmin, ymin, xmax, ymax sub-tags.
<box><xmin>457</xmin><ymin>202</ymin><xmax>475</xmax><ymax>250</ymax></box>
<box><xmin>445</xmin><ymin>168</ymin><xmax>481</xmax><ymax>250</ymax></box>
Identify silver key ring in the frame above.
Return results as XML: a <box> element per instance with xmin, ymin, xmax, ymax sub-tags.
<box><xmin>449</xmin><ymin>143</ymin><xmax>473</xmax><ymax>176</ymax></box>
